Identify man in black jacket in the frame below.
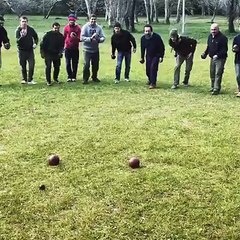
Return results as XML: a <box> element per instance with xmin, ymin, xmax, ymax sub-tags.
<box><xmin>169</xmin><ymin>29</ymin><xmax>197</xmax><ymax>89</ymax></box>
<box><xmin>40</xmin><ymin>22</ymin><xmax>64</xmax><ymax>86</ymax></box>
<box><xmin>140</xmin><ymin>24</ymin><xmax>165</xmax><ymax>89</ymax></box>
<box><xmin>0</xmin><ymin>15</ymin><xmax>10</xmax><ymax>86</ymax></box>
<box><xmin>111</xmin><ymin>22</ymin><xmax>136</xmax><ymax>84</ymax></box>
<box><xmin>201</xmin><ymin>23</ymin><xmax>228</xmax><ymax>95</ymax></box>
<box><xmin>16</xmin><ymin>16</ymin><xmax>38</xmax><ymax>84</ymax></box>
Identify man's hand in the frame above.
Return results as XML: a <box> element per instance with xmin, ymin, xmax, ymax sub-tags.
<box><xmin>159</xmin><ymin>57</ymin><xmax>163</xmax><ymax>63</ymax></box>
<box><xmin>33</xmin><ymin>43</ymin><xmax>37</xmax><ymax>49</ymax></box>
<box><xmin>213</xmin><ymin>55</ymin><xmax>218</xmax><ymax>60</ymax></box>
<box><xmin>201</xmin><ymin>52</ymin><xmax>207</xmax><ymax>59</ymax></box>
<box><xmin>133</xmin><ymin>48</ymin><xmax>136</xmax><ymax>53</ymax></box>
<box><xmin>4</xmin><ymin>43</ymin><xmax>10</xmax><ymax>50</ymax></box>
<box><xmin>232</xmin><ymin>44</ymin><xmax>239</xmax><ymax>53</ymax></box>
<box><xmin>139</xmin><ymin>59</ymin><xmax>145</xmax><ymax>64</ymax></box>
<box><xmin>70</xmin><ymin>32</ymin><xmax>77</xmax><ymax>38</ymax></box>
<box><xmin>111</xmin><ymin>55</ymin><xmax>116</xmax><ymax>60</ymax></box>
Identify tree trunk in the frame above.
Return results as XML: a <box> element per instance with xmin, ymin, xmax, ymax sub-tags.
<box><xmin>165</xmin><ymin>0</ymin><xmax>170</xmax><ymax>24</ymax></box>
<box><xmin>143</xmin><ymin>0</ymin><xmax>151</xmax><ymax>24</ymax></box>
<box><xmin>130</xmin><ymin>0</ymin><xmax>136</xmax><ymax>32</ymax></box>
<box><xmin>176</xmin><ymin>0</ymin><xmax>181</xmax><ymax>23</ymax></box>
<box><xmin>153</xmin><ymin>0</ymin><xmax>158</xmax><ymax>23</ymax></box>
<box><xmin>228</xmin><ymin>0</ymin><xmax>237</xmax><ymax>33</ymax></box>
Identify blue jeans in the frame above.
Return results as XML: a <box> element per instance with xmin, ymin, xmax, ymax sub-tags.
<box><xmin>146</xmin><ymin>55</ymin><xmax>160</xmax><ymax>85</ymax></box>
<box><xmin>115</xmin><ymin>51</ymin><xmax>131</xmax><ymax>80</ymax></box>
<box><xmin>83</xmin><ymin>51</ymin><xmax>99</xmax><ymax>81</ymax></box>
<box><xmin>235</xmin><ymin>63</ymin><xmax>240</xmax><ymax>90</ymax></box>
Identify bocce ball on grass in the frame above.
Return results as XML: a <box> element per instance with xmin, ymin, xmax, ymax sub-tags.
<box><xmin>129</xmin><ymin>157</ymin><xmax>140</xmax><ymax>169</ymax></box>
<box><xmin>48</xmin><ymin>154</ymin><xmax>60</xmax><ymax>166</ymax></box>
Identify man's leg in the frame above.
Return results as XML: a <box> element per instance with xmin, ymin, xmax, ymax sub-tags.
<box><xmin>183</xmin><ymin>54</ymin><xmax>194</xmax><ymax>85</ymax></box>
<box><xmin>65</xmin><ymin>48</ymin><xmax>72</xmax><ymax>80</ymax></box>
<box><xmin>173</xmin><ymin>54</ymin><xmax>185</xmax><ymax>87</ymax></box>
<box><xmin>150</xmin><ymin>56</ymin><xmax>160</xmax><ymax>86</ymax></box>
<box><xmin>83</xmin><ymin>51</ymin><xmax>91</xmax><ymax>83</ymax></box>
<box><xmin>18</xmin><ymin>50</ymin><xmax>27</xmax><ymax>82</ymax></box>
<box><xmin>235</xmin><ymin>64</ymin><xmax>240</xmax><ymax>91</ymax></box>
<box><xmin>28</xmin><ymin>50</ymin><xmax>35</xmax><ymax>82</ymax></box>
<box><xmin>124</xmin><ymin>52</ymin><xmax>131</xmax><ymax>80</ymax></box>
<box><xmin>91</xmin><ymin>51</ymin><xmax>100</xmax><ymax>81</ymax></box>
<box><xmin>214</xmin><ymin>58</ymin><xmax>226</xmax><ymax>93</ymax></box>
<box><xmin>115</xmin><ymin>52</ymin><xmax>123</xmax><ymax>81</ymax></box>
<box><xmin>53</xmin><ymin>57</ymin><xmax>61</xmax><ymax>82</ymax></box>
<box><xmin>72</xmin><ymin>49</ymin><xmax>79</xmax><ymax>80</ymax></box>
<box><xmin>210</xmin><ymin>58</ymin><xmax>216</xmax><ymax>91</ymax></box>
<box><xmin>146</xmin><ymin>55</ymin><xmax>152</xmax><ymax>84</ymax></box>
<box><xmin>45</xmin><ymin>55</ymin><xmax>52</xmax><ymax>84</ymax></box>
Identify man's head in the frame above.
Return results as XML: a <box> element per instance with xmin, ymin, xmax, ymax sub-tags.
<box><xmin>52</xmin><ymin>22</ymin><xmax>60</xmax><ymax>32</ymax></box>
<box><xmin>210</xmin><ymin>23</ymin><xmax>219</xmax><ymax>37</ymax></box>
<box><xmin>114</xmin><ymin>22</ymin><xmax>121</xmax><ymax>34</ymax></box>
<box><xmin>170</xmin><ymin>29</ymin><xmax>178</xmax><ymax>42</ymax></box>
<box><xmin>144</xmin><ymin>24</ymin><xmax>153</xmax><ymax>39</ymax></box>
<box><xmin>0</xmin><ymin>15</ymin><xmax>4</xmax><ymax>28</ymax></box>
<box><xmin>89</xmin><ymin>14</ymin><xmax>97</xmax><ymax>26</ymax></box>
<box><xmin>20</xmin><ymin>16</ymin><xmax>28</xmax><ymax>29</ymax></box>
<box><xmin>68</xmin><ymin>14</ymin><xmax>77</xmax><ymax>26</ymax></box>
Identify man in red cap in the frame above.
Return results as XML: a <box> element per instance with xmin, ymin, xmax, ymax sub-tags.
<box><xmin>63</xmin><ymin>14</ymin><xmax>81</xmax><ymax>82</ymax></box>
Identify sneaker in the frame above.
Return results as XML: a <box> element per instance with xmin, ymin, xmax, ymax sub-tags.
<box><xmin>125</xmin><ymin>78</ymin><xmax>130</xmax><ymax>82</ymax></box>
<box><xmin>54</xmin><ymin>79</ymin><xmax>60</xmax><ymax>84</ymax></box>
<box><xmin>209</xmin><ymin>88</ymin><xmax>214</xmax><ymax>92</ymax></box>
<box><xmin>171</xmin><ymin>85</ymin><xmax>178</xmax><ymax>89</ymax></box>
<box><xmin>114</xmin><ymin>79</ymin><xmax>120</xmax><ymax>84</ymax></box>
<box><xmin>212</xmin><ymin>90</ymin><xmax>219</xmax><ymax>95</ymax></box>
<box><xmin>72</xmin><ymin>78</ymin><xmax>76</xmax><ymax>82</ymax></box>
<box><xmin>236</xmin><ymin>92</ymin><xmax>240</xmax><ymax>97</ymax></box>
<box><xmin>47</xmin><ymin>82</ymin><xmax>52</xmax><ymax>86</ymax></box>
<box><xmin>82</xmin><ymin>80</ymin><xmax>88</xmax><ymax>84</ymax></box>
<box><xmin>183</xmin><ymin>83</ymin><xmax>189</xmax><ymax>87</ymax></box>
<box><xmin>67</xmin><ymin>78</ymin><xmax>72</xmax><ymax>82</ymax></box>
<box><xmin>149</xmin><ymin>84</ymin><xmax>156</xmax><ymax>89</ymax></box>
<box><xmin>28</xmin><ymin>81</ymin><xmax>36</xmax><ymax>85</ymax></box>
<box><xmin>21</xmin><ymin>80</ymin><xmax>27</xmax><ymax>84</ymax></box>
<box><xmin>92</xmin><ymin>78</ymin><xmax>101</xmax><ymax>83</ymax></box>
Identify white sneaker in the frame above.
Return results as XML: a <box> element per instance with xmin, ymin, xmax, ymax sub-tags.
<box><xmin>21</xmin><ymin>80</ymin><xmax>27</xmax><ymax>84</ymax></box>
<box><xmin>114</xmin><ymin>79</ymin><xmax>120</xmax><ymax>84</ymax></box>
<box><xmin>72</xmin><ymin>78</ymin><xmax>76</xmax><ymax>82</ymax></box>
<box><xmin>28</xmin><ymin>81</ymin><xmax>37</xmax><ymax>85</ymax></box>
<box><xmin>125</xmin><ymin>78</ymin><xmax>130</xmax><ymax>82</ymax></box>
<box><xmin>67</xmin><ymin>78</ymin><xmax>72</xmax><ymax>82</ymax></box>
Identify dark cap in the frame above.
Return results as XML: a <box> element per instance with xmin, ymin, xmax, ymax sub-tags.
<box><xmin>170</xmin><ymin>29</ymin><xmax>178</xmax><ymax>38</ymax></box>
<box><xmin>68</xmin><ymin>13</ymin><xmax>77</xmax><ymax>21</ymax></box>
<box><xmin>114</xmin><ymin>22</ymin><xmax>121</xmax><ymax>28</ymax></box>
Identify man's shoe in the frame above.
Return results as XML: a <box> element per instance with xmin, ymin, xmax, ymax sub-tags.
<box><xmin>171</xmin><ymin>85</ymin><xmax>178</xmax><ymax>89</ymax></box>
<box><xmin>28</xmin><ymin>81</ymin><xmax>36</xmax><ymax>85</ymax></box>
<box><xmin>149</xmin><ymin>84</ymin><xmax>156</xmax><ymax>89</ymax></box>
<box><xmin>67</xmin><ymin>78</ymin><xmax>72</xmax><ymax>82</ymax></box>
<box><xmin>21</xmin><ymin>80</ymin><xmax>27</xmax><ymax>84</ymax></box>
<box><xmin>82</xmin><ymin>80</ymin><xmax>89</xmax><ymax>84</ymax></box>
<box><xmin>236</xmin><ymin>92</ymin><xmax>240</xmax><ymax>97</ymax></box>
<box><xmin>114</xmin><ymin>79</ymin><xmax>120</xmax><ymax>84</ymax></box>
<box><xmin>183</xmin><ymin>82</ymin><xmax>189</xmax><ymax>87</ymax></box>
<box><xmin>92</xmin><ymin>78</ymin><xmax>101</xmax><ymax>82</ymax></box>
<box><xmin>209</xmin><ymin>88</ymin><xmax>214</xmax><ymax>92</ymax></box>
<box><xmin>72</xmin><ymin>78</ymin><xmax>76</xmax><ymax>82</ymax></box>
<box><xmin>212</xmin><ymin>90</ymin><xmax>219</xmax><ymax>95</ymax></box>
<box><xmin>47</xmin><ymin>82</ymin><xmax>52</xmax><ymax>86</ymax></box>
<box><xmin>54</xmin><ymin>79</ymin><xmax>60</xmax><ymax>84</ymax></box>
<box><xmin>125</xmin><ymin>78</ymin><xmax>130</xmax><ymax>82</ymax></box>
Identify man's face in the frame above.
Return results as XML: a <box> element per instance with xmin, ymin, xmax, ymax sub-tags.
<box><xmin>20</xmin><ymin>19</ymin><xmax>28</xmax><ymax>29</ymax></box>
<box><xmin>171</xmin><ymin>36</ymin><xmax>178</xmax><ymax>43</ymax></box>
<box><xmin>211</xmin><ymin>25</ymin><xmax>219</xmax><ymax>37</ymax></box>
<box><xmin>90</xmin><ymin>17</ymin><xmax>97</xmax><ymax>26</ymax></box>
<box><xmin>52</xmin><ymin>25</ymin><xmax>60</xmax><ymax>32</ymax></box>
<box><xmin>114</xmin><ymin>27</ymin><xmax>121</xmax><ymax>34</ymax></box>
<box><xmin>69</xmin><ymin>20</ymin><xmax>75</xmax><ymax>26</ymax></box>
<box><xmin>144</xmin><ymin>27</ymin><xmax>152</xmax><ymax>39</ymax></box>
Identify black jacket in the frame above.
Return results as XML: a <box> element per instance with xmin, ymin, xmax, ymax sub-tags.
<box><xmin>232</xmin><ymin>34</ymin><xmax>240</xmax><ymax>64</ymax></box>
<box><xmin>141</xmin><ymin>32</ymin><xmax>165</xmax><ymax>59</ymax></box>
<box><xmin>111</xmin><ymin>29</ymin><xmax>136</xmax><ymax>54</ymax></box>
<box><xmin>169</xmin><ymin>36</ymin><xmax>197</xmax><ymax>57</ymax></box>
<box><xmin>16</xmin><ymin>25</ymin><xmax>38</xmax><ymax>51</ymax></box>
<box><xmin>0</xmin><ymin>26</ymin><xmax>10</xmax><ymax>48</ymax></box>
<box><xmin>203</xmin><ymin>31</ymin><xmax>228</xmax><ymax>59</ymax></box>
<box><xmin>40</xmin><ymin>30</ymin><xmax>64</xmax><ymax>55</ymax></box>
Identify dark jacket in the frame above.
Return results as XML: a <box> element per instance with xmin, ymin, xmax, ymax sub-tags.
<box><xmin>141</xmin><ymin>32</ymin><xmax>165</xmax><ymax>59</ymax></box>
<box><xmin>233</xmin><ymin>34</ymin><xmax>240</xmax><ymax>64</ymax></box>
<box><xmin>169</xmin><ymin>36</ymin><xmax>197</xmax><ymax>57</ymax></box>
<box><xmin>203</xmin><ymin>31</ymin><xmax>228</xmax><ymax>59</ymax></box>
<box><xmin>16</xmin><ymin>25</ymin><xmax>38</xmax><ymax>51</ymax></box>
<box><xmin>0</xmin><ymin>26</ymin><xmax>10</xmax><ymax>48</ymax></box>
<box><xmin>40</xmin><ymin>30</ymin><xmax>64</xmax><ymax>56</ymax></box>
<box><xmin>111</xmin><ymin>29</ymin><xmax>136</xmax><ymax>54</ymax></box>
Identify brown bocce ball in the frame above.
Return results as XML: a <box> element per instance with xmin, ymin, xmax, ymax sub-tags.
<box><xmin>48</xmin><ymin>154</ymin><xmax>60</xmax><ymax>166</ymax></box>
<box><xmin>129</xmin><ymin>157</ymin><xmax>140</xmax><ymax>169</ymax></box>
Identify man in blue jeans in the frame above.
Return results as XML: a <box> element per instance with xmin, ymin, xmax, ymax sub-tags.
<box><xmin>232</xmin><ymin>34</ymin><xmax>240</xmax><ymax>97</ymax></box>
<box><xmin>140</xmin><ymin>24</ymin><xmax>165</xmax><ymax>89</ymax></box>
<box><xmin>111</xmin><ymin>22</ymin><xmax>136</xmax><ymax>84</ymax></box>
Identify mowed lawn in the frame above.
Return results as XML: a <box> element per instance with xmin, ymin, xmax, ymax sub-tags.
<box><xmin>1</xmin><ymin>15</ymin><xmax>240</xmax><ymax>239</ymax></box>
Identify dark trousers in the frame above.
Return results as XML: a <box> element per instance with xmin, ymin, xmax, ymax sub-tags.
<box><xmin>65</xmin><ymin>48</ymin><xmax>79</xmax><ymax>79</ymax></box>
<box><xmin>146</xmin><ymin>55</ymin><xmax>160</xmax><ymax>85</ymax></box>
<box><xmin>235</xmin><ymin>64</ymin><xmax>240</xmax><ymax>90</ymax></box>
<box><xmin>210</xmin><ymin>58</ymin><xmax>226</xmax><ymax>92</ymax></box>
<box><xmin>18</xmin><ymin>50</ymin><xmax>35</xmax><ymax>82</ymax></box>
<box><xmin>115</xmin><ymin>51</ymin><xmax>131</xmax><ymax>80</ymax></box>
<box><xmin>45</xmin><ymin>54</ymin><xmax>61</xmax><ymax>83</ymax></box>
<box><xmin>174</xmin><ymin>54</ymin><xmax>193</xmax><ymax>86</ymax></box>
<box><xmin>83</xmin><ymin>51</ymin><xmax>99</xmax><ymax>81</ymax></box>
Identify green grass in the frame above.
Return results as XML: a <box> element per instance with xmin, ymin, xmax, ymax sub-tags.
<box><xmin>1</xmin><ymin>15</ymin><xmax>240</xmax><ymax>239</ymax></box>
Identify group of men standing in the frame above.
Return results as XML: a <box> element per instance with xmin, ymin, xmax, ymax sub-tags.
<box><xmin>0</xmin><ymin>15</ymin><xmax>240</xmax><ymax>96</ymax></box>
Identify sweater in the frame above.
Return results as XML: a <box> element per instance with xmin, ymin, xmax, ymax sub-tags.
<box><xmin>111</xmin><ymin>29</ymin><xmax>136</xmax><ymax>54</ymax></box>
<box><xmin>63</xmin><ymin>24</ymin><xmax>81</xmax><ymax>49</ymax></box>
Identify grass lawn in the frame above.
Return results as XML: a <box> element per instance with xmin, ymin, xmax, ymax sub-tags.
<box><xmin>0</xmin><ymin>15</ymin><xmax>240</xmax><ymax>239</ymax></box>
